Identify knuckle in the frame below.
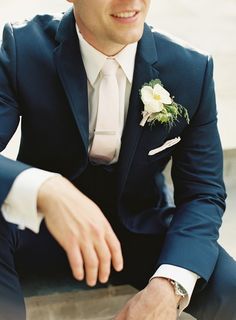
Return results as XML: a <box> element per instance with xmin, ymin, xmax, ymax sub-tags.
<box><xmin>100</xmin><ymin>256</ymin><xmax>111</xmax><ymax>266</ymax></box>
<box><xmin>65</xmin><ymin>241</ymin><xmax>77</xmax><ymax>254</ymax></box>
<box><xmin>65</xmin><ymin>231</ymin><xmax>79</xmax><ymax>248</ymax></box>
<box><xmin>100</xmin><ymin>252</ymin><xmax>111</xmax><ymax>263</ymax></box>
<box><xmin>90</xmin><ymin>223</ymin><xmax>103</xmax><ymax>239</ymax></box>
<box><xmin>86</xmin><ymin>258</ymin><xmax>98</xmax><ymax>270</ymax></box>
<box><xmin>106</xmin><ymin>230</ymin><xmax>120</xmax><ymax>245</ymax></box>
<box><xmin>111</xmin><ymin>240</ymin><xmax>121</xmax><ymax>253</ymax></box>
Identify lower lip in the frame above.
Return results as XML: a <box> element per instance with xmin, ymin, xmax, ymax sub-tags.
<box><xmin>111</xmin><ymin>12</ymin><xmax>139</xmax><ymax>24</ymax></box>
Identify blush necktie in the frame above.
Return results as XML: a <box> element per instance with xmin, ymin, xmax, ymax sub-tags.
<box><xmin>89</xmin><ymin>58</ymin><xmax>120</xmax><ymax>164</ymax></box>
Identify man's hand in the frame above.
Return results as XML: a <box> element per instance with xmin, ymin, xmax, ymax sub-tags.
<box><xmin>114</xmin><ymin>278</ymin><xmax>180</xmax><ymax>320</ymax></box>
<box><xmin>38</xmin><ymin>175</ymin><xmax>123</xmax><ymax>286</ymax></box>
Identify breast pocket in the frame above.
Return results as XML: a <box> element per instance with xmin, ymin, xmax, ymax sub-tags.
<box><xmin>147</xmin><ymin>146</ymin><xmax>174</xmax><ymax>163</ymax></box>
<box><xmin>148</xmin><ymin>137</ymin><xmax>181</xmax><ymax>162</ymax></box>
<box><xmin>133</xmin><ymin>144</ymin><xmax>173</xmax><ymax>169</ymax></box>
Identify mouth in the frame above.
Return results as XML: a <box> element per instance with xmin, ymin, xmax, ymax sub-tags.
<box><xmin>112</xmin><ymin>11</ymin><xmax>138</xmax><ymax>19</ymax></box>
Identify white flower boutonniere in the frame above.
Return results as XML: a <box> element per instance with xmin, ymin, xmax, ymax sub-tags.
<box><xmin>140</xmin><ymin>79</ymin><xmax>190</xmax><ymax>127</ymax></box>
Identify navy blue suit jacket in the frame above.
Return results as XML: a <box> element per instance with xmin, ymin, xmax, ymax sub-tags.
<box><xmin>0</xmin><ymin>9</ymin><xmax>226</xmax><ymax>282</ymax></box>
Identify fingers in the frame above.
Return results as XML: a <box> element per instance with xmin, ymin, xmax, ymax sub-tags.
<box><xmin>82</xmin><ymin>234</ymin><xmax>114</xmax><ymax>285</ymax></box>
<box><xmin>67</xmin><ymin>243</ymin><xmax>84</xmax><ymax>281</ymax></box>
<box><xmin>106</xmin><ymin>228</ymin><xmax>123</xmax><ymax>272</ymax></box>
<box><xmin>79</xmin><ymin>222</ymin><xmax>123</xmax><ymax>286</ymax></box>
<box><xmin>67</xmin><ymin>231</ymin><xmax>123</xmax><ymax>287</ymax></box>
<box><xmin>95</xmin><ymin>239</ymin><xmax>111</xmax><ymax>283</ymax></box>
<box><xmin>82</xmin><ymin>244</ymin><xmax>99</xmax><ymax>286</ymax></box>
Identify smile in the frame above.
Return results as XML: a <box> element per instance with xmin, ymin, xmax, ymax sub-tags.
<box><xmin>112</xmin><ymin>11</ymin><xmax>137</xmax><ymax>19</ymax></box>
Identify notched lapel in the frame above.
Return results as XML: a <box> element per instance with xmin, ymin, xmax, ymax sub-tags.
<box><xmin>54</xmin><ymin>9</ymin><xmax>89</xmax><ymax>152</ymax></box>
<box><xmin>117</xmin><ymin>25</ymin><xmax>169</xmax><ymax>194</ymax></box>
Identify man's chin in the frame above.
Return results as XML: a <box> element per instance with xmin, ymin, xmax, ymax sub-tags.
<box><xmin>118</xmin><ymin>29</ymin><xmax>144</xmax><ymax>45</ymax></box>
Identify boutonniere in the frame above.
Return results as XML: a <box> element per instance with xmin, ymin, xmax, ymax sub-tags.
<box><xmin>139</xmin><ymin>79</ymin><xmax>190</xmax><ymax>127</ymax></box>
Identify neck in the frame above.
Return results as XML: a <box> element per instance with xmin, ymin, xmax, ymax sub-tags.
<box><xmin>81</xmin><ymin>35</ymin><xmax>126</xmax><ymax>57</ymax></box>
<box><xmin>75</xmin><ymin>23</ymin><xmax>126</xmax><ymax>57</ymax></box>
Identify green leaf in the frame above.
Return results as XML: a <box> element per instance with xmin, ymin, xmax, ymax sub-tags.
<box><xmin>142</xmin><ymin>79</ymin><xmax>163</xmax><ymax>89</ymax></box>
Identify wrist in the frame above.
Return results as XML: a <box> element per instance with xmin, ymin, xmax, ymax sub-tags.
<box><xmin>148</xmin><ymin>277</ymin><xmax>179</xmax><ymax>305</ymax></box>
<box><xmin>148</xmin><ymin>277</ymin><xmax>182</xmax><ymax>307</ymax></box>
<box><xmin>37</xmin><ymin>175</ymin><xmax>66</xmax><ymax>213</ymax></box>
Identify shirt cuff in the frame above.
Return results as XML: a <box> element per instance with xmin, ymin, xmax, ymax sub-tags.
<box><xmin>1</xmin><ymin>168</ymin><xmax>58</xmax><ymax>233</ymax></box>
<box><xmin>150</xmin><ymin>264</ymin><xmax>199</xmax><ymax>314</ymax></box>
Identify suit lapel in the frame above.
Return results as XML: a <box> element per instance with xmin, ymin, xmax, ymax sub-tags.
<box><xmin>54</xmin><ymin>9</ymin><xmax>89</xmax><ymax>152</ymax></box>
<box><xmin>117</xmin><ymin>25</ymin><xmax>163</xmax><ymax>194</ymax></box>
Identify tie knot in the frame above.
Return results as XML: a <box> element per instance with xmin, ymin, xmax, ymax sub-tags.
<box><xmin>101</xmin><ymin>58</ymin><xmax>119</xmax><ymax>76</ymax></box>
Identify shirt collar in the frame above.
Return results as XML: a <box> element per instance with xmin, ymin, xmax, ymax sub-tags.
<box><xmin>76</xmin><ymin>24</ymin><xmax>137</xmax><ymax>87</ymax></box>
<box><xmin>115</xmin><ymin>42</ymin><xmax>137</xmax><ymax>84</ymax></box>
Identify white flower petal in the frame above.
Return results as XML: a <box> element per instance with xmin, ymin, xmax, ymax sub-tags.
<box><xmin>162</xmin><ymin>95</ymin><xmax>172</xmax><ymax>105</ymax></box>
<box><xmin>145</xmin><ymin>101</ymin><xmax>164</xmax><ymax>113</ymax></box>
<box><xmin>140</xmin><ymin>86</ymin><xmax>154</xmax><ymax>105</ymax></box>
<box><xmin>153</xmin><ymin>84</ymin><xmax>172</xmax><ymax>105</ymax></box>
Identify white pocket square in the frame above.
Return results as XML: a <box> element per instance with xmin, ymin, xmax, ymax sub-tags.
<box><xmin>148</xmin><ymin>137</ymin><xmax>181</xmax><ymax>156</ymax></box>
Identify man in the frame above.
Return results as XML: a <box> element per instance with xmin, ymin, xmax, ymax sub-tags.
<box><xmin>0</xmin><ymin>0</ymin><xmax>235</xmax><ymax>319</ymax></box>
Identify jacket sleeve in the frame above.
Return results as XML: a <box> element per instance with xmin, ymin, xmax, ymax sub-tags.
<box><xmin>0</xmin><ymin>23</ymin><xmax>31</xmax><ymax>206</ymax></box>
<box><xmin>157</xmin><ymin>56</ymin><xmax>226</xmax><ymax>282</ymax></box>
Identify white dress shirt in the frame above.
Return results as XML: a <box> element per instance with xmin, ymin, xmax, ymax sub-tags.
<box><xmin>1</xmin><ymin>25</ymin><xmax>198</xmax><ymax>312</ymax></box>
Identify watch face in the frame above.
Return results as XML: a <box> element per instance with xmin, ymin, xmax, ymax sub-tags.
<box><xmin>175</xmin><ymin>282</ymin><xmax>187</xmax><ymax>297</ymax></box>
<box><xmin>170</xmin><ymin>280</ymin><xmax>187</xmax><ymax>297</ymax></box>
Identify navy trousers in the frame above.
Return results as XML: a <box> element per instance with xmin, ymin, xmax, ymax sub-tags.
<box><xmin>0</xmin><ymin>212</ymin><xmax>236</xmax><ymax>320</ymax></box>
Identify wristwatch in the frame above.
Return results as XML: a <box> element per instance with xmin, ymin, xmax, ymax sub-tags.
<box><xmin>168</xmin><ymin>279</ymin><xmax>188</xmax><ymax>298</ymax></box>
